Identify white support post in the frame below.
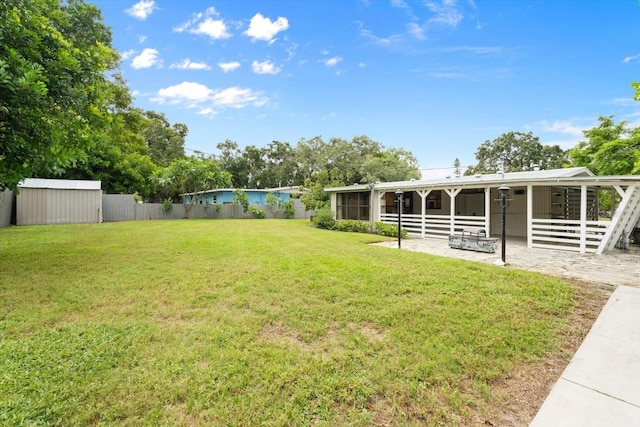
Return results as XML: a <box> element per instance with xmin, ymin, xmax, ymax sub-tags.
<box><xmin>580</xmin><ymin>184</ymin><xmax>587</xmax><ymax>253</ymax></box>
<box><xmin>417</xmin><ymin>190</ymin><xmax>431</xmax><ymax>238</ymax></box>
<box><xmin>445</xmin><ymin>188</ymin><xmax>462</xmax><ymax>234</ymax></box>
<box><xmin>484</xmin><ymin>187</ymin><xmax>491</xmax><ymax>235</ymax></box>
<box><xmin>527</xmin><ymin>184</ymin><xmax>533</xmax><ymax>248</ymax></box>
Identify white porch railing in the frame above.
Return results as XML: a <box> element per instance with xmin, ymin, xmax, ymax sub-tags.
<box><xmin>531</xmin><ymin>218</ymin><xmax>609</xmax><ymax>253</ymax></box>
<box><xmin>379</xmin><ymin>214</ymin><xmax>487</xmax><ymax>238</ymax></box>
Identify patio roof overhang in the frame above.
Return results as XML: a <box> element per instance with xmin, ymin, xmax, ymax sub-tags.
<box><xmin>326</xmin><ymin>174</ymin><xmax>640</xmax><ymax>193</ymax></box>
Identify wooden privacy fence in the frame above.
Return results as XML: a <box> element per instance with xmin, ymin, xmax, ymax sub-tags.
<box><xmin>102</xmin><ymin>194</ymin><xmax>312</xmax><ymax>221</ymax></box>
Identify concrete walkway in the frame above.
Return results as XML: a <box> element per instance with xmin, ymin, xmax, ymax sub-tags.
<box><xmin>374</xmin><ymin>237</ymin><xmax>640</xmax><ymax>426</ymax></box>
<box><xmin>530</xmin><ymin>285</ymin><xmax>640</xmax><ymax>426</ymax></box>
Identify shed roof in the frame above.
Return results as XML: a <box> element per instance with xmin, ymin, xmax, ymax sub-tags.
<box><xmin>18</xmin><ymin>178</ymin><xmax>101</xmax><ymax>190</ymax></box>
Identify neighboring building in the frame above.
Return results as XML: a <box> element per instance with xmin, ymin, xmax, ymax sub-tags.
<box><xmin>17</xmin><ymin>179</ymin><xmax>102</xmax><ymax>225</ymax></box>
<box><xmin>184</xmin><ymin>186</ymin><xmax>303</xmax><ymax>206</ymax></box>
<box><xmin>325</xmin><ymin>168</ymin><xmax>640</xmax><ymax>254</ymax></box>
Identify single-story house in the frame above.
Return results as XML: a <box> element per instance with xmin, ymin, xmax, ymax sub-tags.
<box><xmin>325</xmin><ymin>167</ymin><xmax>640</xmax><ymax>254</ymax></box>
<box><xmin>185</xmin><ymin>186</ymin><xmax>302</xmax><ymax>206</ymax></box>
<box><xmin>17</xmin><ymin>178</ymin><xmax>102</xmax><ymax>225</ymax></box>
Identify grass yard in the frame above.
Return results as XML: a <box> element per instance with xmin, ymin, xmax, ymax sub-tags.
<box><xmin>0</xmin><ymin>220</ymin><xmax>604</xmax><ymax>426</ymax></box>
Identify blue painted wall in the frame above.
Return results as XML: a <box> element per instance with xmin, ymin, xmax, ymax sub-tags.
<box><xmin>186</xmin><ymin>190</ymin><xmax>292</xmax><ymax>205</ymax></box>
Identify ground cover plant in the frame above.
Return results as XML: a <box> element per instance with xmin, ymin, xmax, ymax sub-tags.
<box><xmin>0</xmin><ymin>220</ymin><xmax>603</xmax><ymax>425</ymax></box>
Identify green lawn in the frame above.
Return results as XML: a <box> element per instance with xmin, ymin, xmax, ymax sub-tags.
<box><xmin>0</xmin><ymin>220</ymin><xmax>578</xmax><ymax>425</ymax></box>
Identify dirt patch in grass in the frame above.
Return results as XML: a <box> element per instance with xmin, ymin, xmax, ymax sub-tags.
<box><xmin>470</xmin><ymin>280</ymin><xmax>612</xmax><ymax>427</ymax></box>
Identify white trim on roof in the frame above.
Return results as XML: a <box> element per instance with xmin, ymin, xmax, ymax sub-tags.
<box><xmin>18</xmin><ymin>178</ymin><xmax>101</xmax><ymax>191</ymax></box>
<box><xmin>326</xmin><ymin>168</ymin><xmax>601</xmax><ymax>192</ymax></box>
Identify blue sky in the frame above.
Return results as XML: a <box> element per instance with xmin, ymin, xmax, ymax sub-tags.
<box><xmin>93</xmin><ymin>0</ymin><xmax>640</xmax><ymax>178</ymax></box>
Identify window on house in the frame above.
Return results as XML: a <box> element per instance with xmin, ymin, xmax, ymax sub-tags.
<box><xmin>336</xmin><ymin>191</ymin><xmax>370</xmax><ymax>220</ymax></box>
<box><xmin>427</xmin><ymin>191</ymin><xmax>442</xmax><ymax>209</ymax></box>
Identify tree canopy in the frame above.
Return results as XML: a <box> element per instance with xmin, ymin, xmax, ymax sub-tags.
<box><xmin>568</xmin><ymin>115</ymin><xmax>640</xmax><ymax>175</ymax></box>
<box><xmin>0</xmin><ymin>0</ymin><xmax>118</xmax><ymax>192</ymax></box>
<box><xmin>156</xmin><ymin>157</ymin><xmax>231</xmax><ymax>219</ymax></box>
<box><xmin>465</xmin><ymin>131</ymin><xmax>567</xmax><ymax>175</ymax></box>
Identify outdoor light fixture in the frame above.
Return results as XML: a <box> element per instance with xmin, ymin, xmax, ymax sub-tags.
<box><xmin>498</xmin><ymin>185</ymin><xmax>510</xmax><ymax>264</ymax></box>
<box><xmin>395</xmin><ymin>190</ymin><xmax>404</xmax><ymax>249</ymax></box>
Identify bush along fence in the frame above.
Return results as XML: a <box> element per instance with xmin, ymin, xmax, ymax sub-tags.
<box><xmin>102</xmin><ymin>194</ymin><xmax>313</xmax><ymax>221</ymax></box>
<box><xmin>312</xmin><ymin>207</ymin><xmax>408</xmax><ymax>238</ymax></box>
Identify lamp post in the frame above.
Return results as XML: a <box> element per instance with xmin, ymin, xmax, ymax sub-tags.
<box><xmin>498</xmin><ymin>185</ymin><xmax>510</xmax><ymax>264</ymax></box>
<box><xmin>395</xmin><ymin>190</ymin><xmax>404</xmax><ymax>249</ymax></box>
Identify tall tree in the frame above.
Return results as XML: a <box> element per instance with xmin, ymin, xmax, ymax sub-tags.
<box><xmin>156</xmin><ymin>157</ymin><xmax>231</xmax><ymax>219</ymax></box>
<box><xmin>142</xmin><ymin>111</ymin><xmax>187</xmax><ymax>167</ymax></box>
<box><xmin>0</xmin><ymin>0</ymin><xmax>118</xmax><ymax>191</ymax></box>
<box><xmin>359</xmin><ymin>148</ymin><xmax>421</xmax><ymax>183</ymax></box>
<box><xmin>216</xmin><ymin>140</ymin><xmax>250</xmax><ymax>188</ymax></box>
<box><xmin>60</xmin><ymin>74</ymin><xmax>158</xmax><ymax>198</ymax></box>
<box><xmin>465</xmin><ymin>131</ymin><xmax>567</xmax><ymax>175</ymax></box>
<box><xmin>568</xmin><ymin>115</ymin><xmax>640</xmax><ymax>175</ymax></box>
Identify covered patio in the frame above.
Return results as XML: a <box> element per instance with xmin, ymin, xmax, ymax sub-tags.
<box><xmin>326</xmin><ymin>168</ymin><xmax>640</xmax><ymax>254</ymax></box>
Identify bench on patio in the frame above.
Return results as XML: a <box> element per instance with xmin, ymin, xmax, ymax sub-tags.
<box><xmin>448</xmin><ymin>227</ymin><xmax>498</xmax><ymax>254</ymax></box>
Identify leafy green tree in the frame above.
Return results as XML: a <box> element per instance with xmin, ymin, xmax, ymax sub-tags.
<box><xmin>568</xmin><ymin>115</ymin><xmax>640</xmax><ymax>175</ymax></box>
<box><xmin>633</xmin><ymin>82</ymin><xmax>640</xmax><ymax>101</ymax></box>
<box><xmin>359</xmin><ymin>148</ymin><xmax>421</xmax><ymax>183</ymax></box>
<box><xmin>216</xmin><ymin>140</ymin><xmax>250</xmax><ymax>188</ymax></box>
<box><xmin>0</xmin><ymin>0</ymin><xmax>118</xmax><ymax>192</ymax></box>
<box><xmin>300</xmin><ymin>169</ymin><xmax>347</xmax><ymax>211</ymax></box>
<box><xmin>142</xmin><ymin>111</ymin><xmax>187</xmax><ymax>167</ymax></box>
<box><xmin>61</xmin><ymin>75</ymin><xmax>158</xmax><ymax>198</ymax></box>
<box><xmin>157</xmin><ymin>157</ymin><xmax>231</xmax><ymax>219</ymax></box>
<box><xmin>232</xmin><ymin>189</ymin><xmax>249</xmax><ymax>214</ymax></box>
<box><xmin>465</xmin><ymin>131</ymin><xmax>567</xmax><ymax>175</ymax></box>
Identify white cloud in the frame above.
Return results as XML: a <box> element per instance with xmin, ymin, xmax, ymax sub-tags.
<box><xmin>120</xmin><ymin>49</ymin><xmax>136</xmax><ymax>60</ymax></box>
<box><xmin>170</xmin><ymin>59</ymin><xmax>211</xmax><ymax>70</ymax></box>
<box><xmin>358</xmin><ymin>23</ymin><xmax>404</xmax><ymax>46</ymax></box>
<box><xmin>540</xmin><ymin>120</ymin><xmax>584</xmax><ymax>136</ymax></box>
<box><xmin>359</xmin><ymin>62</ymin><xmax>367</xmax><ymax>68</ymax></box>
<box><xmin>212</xmin><ymin>87</ymin><xmax>268</xmax><ymax>108</ymax></box>
<box><xmin>391</xmin><ymin>0</ymin><xmax>409</xmax><ymax>8</ymax></box>
<box><xmin>192</xmin><ymin>18</ymin><xmax>231</xmax><ymax>39</ymax></box>
<box><xmin>174</xmin><ymin>8</ymin><xmax>231</xmax><ymax>40</ymax></box>
<box><xmin>323</xmin><ymin>56</ymin><xmax>342</xmax><ymax>67</ymax></box>
<box><xmin>154</xmin><ymin>82</ymin><xmax>214</xmax><ymax>104</ymax></box>
<box><xmin>425</xmin><ymin>0</ymin><xmax>463</xmax><ymax>27</ymax></box>
<box><xmin>152</xmin><ymin>81</ymin><xmax>268</xmax><ymax>115</ymax></box>
<box><xmin>197</xmin><ymin>108</ymin><xmax>218</xmax><ymax>119</ymax></box>
<box><xmin>322</xmin><ymin>112</ymin><xmax>337</xmax><ymax>120</ymax></box>
<box><xmin>407</xmin><ymin>22</ymin><xmax>426</xmax><ymax>40</ymax></box>
<box><xmin>623</xmin><ymin>53</ymin><xmax>640</xmax><ymax>63</ymax></box>
<box><xmin>138</xmin><ymin>35</ymin><xmax>147</xmax><ymax>44</ymax></box>
<box><xmin>131</xmin><ymin>48</ymin><xmax>161</xmax><ymax>69</ymax></box>
<box><xmin>218</xmin><ymin>61</ymin><xmax>241</xmax><ymax>73</ymax></box>
<box><xmin>125</xmin><ymin>0</ymin><xmax>156</xmax><ymax>20</ymax></box>
<box><xmin>244</xmin><ymin>13</ymin><xmax>289</xmax><ymax>43</ymax></box>
<box><xmin>251</xmin><ymin>60</ymin><xmax>281</xmax><ymax>75</ymax></box>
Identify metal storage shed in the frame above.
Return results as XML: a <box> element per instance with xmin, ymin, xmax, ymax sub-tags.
<box><xmin>17</xmin><ymin>179</ymin><xmax>102</xmax><ymax>225</ymax></box>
